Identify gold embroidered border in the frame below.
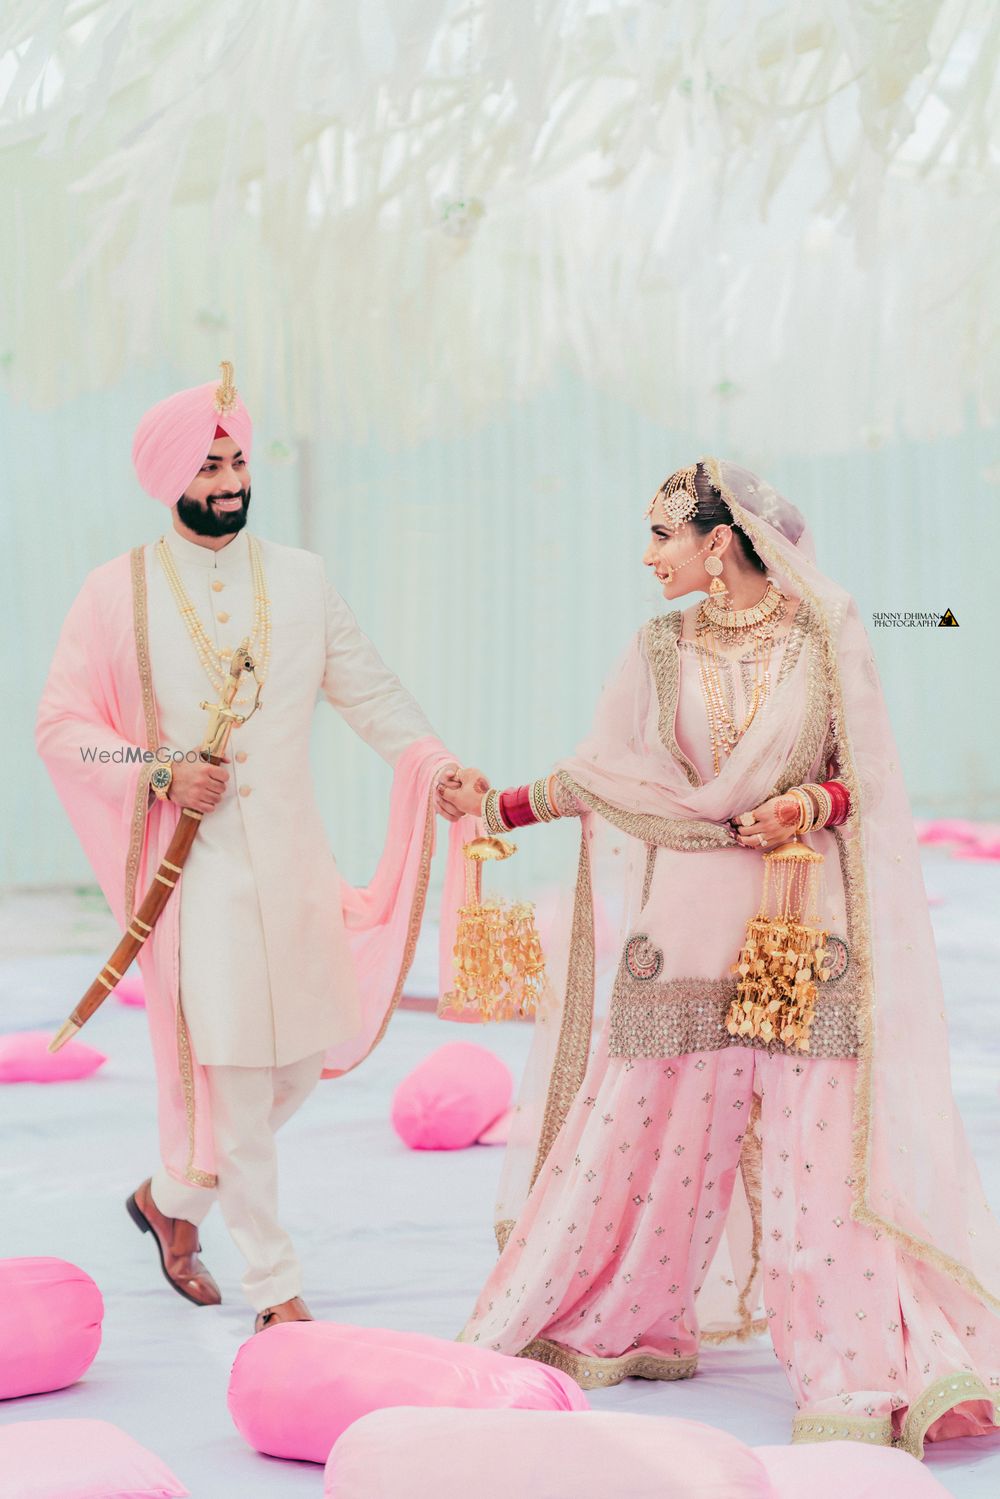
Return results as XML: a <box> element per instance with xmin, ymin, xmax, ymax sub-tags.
<box><xmin>767</xmin><ymin>615</ymin><xmax>830</xmax><ymax>798</ymax></box>
<box><xmin>899</xmin><ymin>1372</ymin><xmax>999</xmax><ymax>1460</ymax></box>
<box><xmin>556</xmin><ymin>772</ymin><xmax>738</xmax><ymax>852</ymax></box>
<box><xmin>607</xmin><ymin>968</ymin><xmax>860</xmax><ymax>1060</ymax></box>
<box><xmin>125</xmin><ymin>762</ymin><xmax>157</xmax><ymax>927</ymax></box>
<box><xmin>495</xmin><ymin>1218</ymin><xmax>514</xmax><ymax>1253</ymax></box>
<box><xmin>126</xmin><ymin>546</ymin><xmax>161</xmax><ymax>926</ymax></box>
<box><xmin>640</xmin><ymin>843</ymin><xmax>657</xmax><ymax>909</ymax></box>
<box><xmin>549</xmin><ymin>775</ymin><xmax>583</xmax><ymax>818</ymax></box>
<box><xmin>792</xmin><ymin>1412</ymin><xmax>893</xmax><ymax>1447</ymax></box>
<box><xmin>700</xmin><ymin>1317</ymin><xmax>769</xmax><ymax>1346</ymax></box>
<box><xmin>334</xmin><ymin>777</ymin><xmax>440</xmax><ymax>1075</ymax></box>
<box><xmin>733</xmin><ymin>1091</ymin><xmax>763</xmax><ymax>1340</ymax></box>
<box><xmin>645</xmin><ymin>599</ymin><xmax>816</xmax><ymax>794</ymax></box>
<box><xmin>176</xmin><ymin>1005</ymin><xmax>217</xmax><ymax>1188</ymax></box>
<box><xmin>520</xmin><ymin>1337</ymin><xmax>697</xmax><ymax>1390</ymax></box>
<box><xmin>703</xmin><ymin>460</ymin><xmax>1000</xmax><ymax>1316</ymax></box>
<box><xmin>131</xmin><ymin>544</ymin><xmax>217</xmax><ymax>1190</ymax></box>
<box><xmin>130</xmin><ymin>545</ymin><xmax>160</xmax><ymax>753</ymax></box>
<box><xmin>529</xmin><ymin>832</ymin><xmax>596</xmax><ymax>1188</ymax></box>
<box><xmin>643</xmin><ymin>612</ymin><xmax>702</xmax><ymax>786</ymax></box>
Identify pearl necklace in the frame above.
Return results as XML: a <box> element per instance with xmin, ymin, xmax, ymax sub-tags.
<box><xmin>156</xmin><ymin>535</ymin><xmax>271</xmax><ymax>706</ymax></box>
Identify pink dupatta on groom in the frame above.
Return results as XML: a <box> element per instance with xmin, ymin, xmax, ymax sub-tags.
<box><xmin>36</xmin><ymin>544</ymin><xmax>461</xmax><ymax>1188</ymax></box>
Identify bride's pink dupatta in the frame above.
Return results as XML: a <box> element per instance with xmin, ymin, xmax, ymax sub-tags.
<box><xmin>484</xmin><ymin>457</ymin><xmax>1000</xmax><ymax>1337</ymax></box>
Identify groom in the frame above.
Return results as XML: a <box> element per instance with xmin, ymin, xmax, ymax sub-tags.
<box><xmin>37</xmin><ymin>364</ymin><xmax>473</xmax><ymax>1331</ymax></box>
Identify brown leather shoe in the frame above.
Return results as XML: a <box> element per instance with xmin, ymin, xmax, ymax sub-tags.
<box><xmin>254</xmin><ymin>1295</ymin><xmax>313</xmax><ymax>1334</ymax></box>
<box><xmin>126</xmin><ymin>1178</ymin><xmax>222</xmax><ymax>1307</ymax></box>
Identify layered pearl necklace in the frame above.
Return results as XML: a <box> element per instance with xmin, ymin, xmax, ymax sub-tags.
<box><xmin>156</xmin><ymin>534</ymin><xmax>271</xmax><ymax>706</ymax></box>
<box><xmin>694</xmin><ymin>581</ymin><xmax>788</xmax><ymax>776</ymax></box>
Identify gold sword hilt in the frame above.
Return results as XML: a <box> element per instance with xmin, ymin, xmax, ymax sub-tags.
<box><xmin>198</xmin><ymin>640</ymin><xmax>263</xmax><ymax>760</ymax></box>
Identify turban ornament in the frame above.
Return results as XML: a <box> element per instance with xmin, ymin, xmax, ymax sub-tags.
<box><xmin>214</xmin><ymin>360</ymin><xmax>238</xmax><ymax>417</ymax></box>
<box><xmin>132</xmin><ymin>360</ymin><xmax>253</xmax><ymax>507</ymax></box>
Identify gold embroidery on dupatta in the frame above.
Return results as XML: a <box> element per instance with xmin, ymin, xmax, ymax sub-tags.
<box><xmin>125</xmin><ymin>763</ymin><xmax>157</xmax><ymax>926</ymax></box>
<box><xmin>900</xmin><ymin>1372</ymin><xmax>998</xmax><ymax>1459</ymax></box>
<box><xmin>495</xmin><ymin>1218</ymin><xmax>514</xmax><ymax>1253</ymax></box>
<box><xmin>767</xmin><ymin>627</ymin><xmax>830</xmax><ymax>799</ymax></box>
<box><xmin>640</xmin><ymin>844</ymin><xmax>657</xmax><ymax>909</ymax></box>
<box><xmin>529</xmin><ymin>832</ymin><xmax>596</xmax><ymax>1188</ymax></box>
<box><xmin>647</xmin><ymin>600</ymin><xmax>815</xmax><ymax>795</ymax></box>
<box><xmin>792</xmin><ymin>1412</ymin><xmax>893</xmax><ymax>1447</ymax></box>
<box><xmin>334</xmin><ymin>779</ymin><xmax>440</xmax><ymax>1075</ymax></box>
<box><xmin>519</xmin><ymin>1337</ymin><xmax>697</xmax><ymax>1389</ymax></box>
<box><xmin>704</xmin><ymin>457</ymin><xmax>1000</xmax><ymax>1315</ymax></box>
<box><xmin>644</xmin><ymin>612</ymin><xmax>702</xmax><ymax>787</ymax></box>
<box><xmin>730</xmin><ymin>1090</ymin><xmax>764</xmax><ymax>1341</ymax></box>
<box><xmin>125</xmin><ymin>546</ymin><xmax>160</xmax><ymax>926</ymax></box>
<box><xmin>130</xmin><ymin>545</ymin><xmax>218</xmax><ymax>1190</ymax></box>
<box><xmin>176</xmin><ymin>1006</ymin><xmax>217</xmax><ymax>1188</ymax></box>
<box><xmin>773</xmin><ymin>597</ymin><xmax>813</xmax><ymax>684</ymax></box>
<box><xmin>556</xmin><ymin>773</ymin><xmax>737</xmax><ymax>852</ymax></box>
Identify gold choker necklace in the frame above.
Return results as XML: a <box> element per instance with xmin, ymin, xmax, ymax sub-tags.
<box><xmin>696</xmin><ymin>581</ymin><xmax>787</xmax><ymax>651</ymax></box>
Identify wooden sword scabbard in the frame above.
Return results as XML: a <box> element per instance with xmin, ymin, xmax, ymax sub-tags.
<box><xmin>49</xmin><ymin>641</ymin><xmax>263</xmax><ymax>1052</ymax></box>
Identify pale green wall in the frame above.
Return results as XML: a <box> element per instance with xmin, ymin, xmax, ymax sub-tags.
<box><xmin>4</xmin><ymin>369</ymin><xmax>996</xmax><ymax>897</ymax></box>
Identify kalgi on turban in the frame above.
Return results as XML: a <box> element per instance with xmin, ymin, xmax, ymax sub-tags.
<box><xmin>132</xmin><ymin>361</ymin><xmax>253</xmax><ymax>507</ymax></box>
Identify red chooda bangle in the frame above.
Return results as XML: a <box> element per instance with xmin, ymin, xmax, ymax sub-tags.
<box><xmin>499</xmin><ymin>784</ymin><xmax>537</xmax><ymax>828</ymax></box>
<box><xmin>819</xmin><ymin>779</ymin><xmax>850</xmax><ymax>825</ymax></box>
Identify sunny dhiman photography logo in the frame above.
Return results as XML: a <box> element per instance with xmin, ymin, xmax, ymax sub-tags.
<box><xmin>871</xmin><ymin>608</ymin><xmax>959</xmax><ymax>628</ymax></box>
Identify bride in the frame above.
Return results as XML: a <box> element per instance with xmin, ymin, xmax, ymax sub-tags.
<box><xmin>440</xmin><ymin>458</ymin><xmax>1000</xmax><ymax>1458</ymax></box>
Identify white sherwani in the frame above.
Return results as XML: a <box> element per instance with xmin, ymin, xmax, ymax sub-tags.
<box><xmin>146</xmin><ymin>525</ymin><xmax>435</xmax><ymax>1069</ymax></box>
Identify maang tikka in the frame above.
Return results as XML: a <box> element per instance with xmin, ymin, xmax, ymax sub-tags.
<box><xmin>647</xmin><ymin>463</ymin><xmax>729</xmax><ymax>598</ymax></box>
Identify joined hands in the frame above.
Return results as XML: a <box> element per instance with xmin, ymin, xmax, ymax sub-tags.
<box><xmin>435</xmin><ymin>766</ymin><xmax>490</xmax><ymax>822</ymax></box>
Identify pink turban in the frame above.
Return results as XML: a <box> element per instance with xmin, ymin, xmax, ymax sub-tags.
<box><xmin>131</xmin><ymin>368</ymin><xmax>253</xmax><ymax>507</ymax></box>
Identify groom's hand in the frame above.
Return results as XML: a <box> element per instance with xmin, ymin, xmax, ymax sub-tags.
<box><xmin>436</xmin><ymin>766</ymin><xmax>490</xmax><ymax>821</ymax></box>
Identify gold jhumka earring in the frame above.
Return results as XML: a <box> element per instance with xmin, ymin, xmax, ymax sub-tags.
<box><xmin>438</xmin><ymin>837</ymin><xmax>547</xmax><ymax>1022</ymax></box>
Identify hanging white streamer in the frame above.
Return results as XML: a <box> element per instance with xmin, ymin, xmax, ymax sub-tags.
<box><xmin>0</xmin><ymin>1</ymin><xmax>996</xmax><ymax>451</ymax></box>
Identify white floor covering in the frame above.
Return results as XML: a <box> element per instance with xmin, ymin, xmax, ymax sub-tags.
<box><xmin>2</xmin><ymin>851</ymin><xmax>999</xmax><ymax>1498</ymax></box>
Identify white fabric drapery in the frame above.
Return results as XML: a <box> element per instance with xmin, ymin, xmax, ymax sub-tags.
<box><xmin>0</xmin><ymin>1</ymin><xmax>997</xmax><ymax>449</ymax></box>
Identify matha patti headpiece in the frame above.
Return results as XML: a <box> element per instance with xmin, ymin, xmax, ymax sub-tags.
<box><xmin>214</xmin><ymin>360</ymin><xmax>238</xmax><ymax>417</ymax></box>
<box><xmin>645</xmin><ymin>463</ymin><xmax>700</xmax><ymax>528</ymax></box>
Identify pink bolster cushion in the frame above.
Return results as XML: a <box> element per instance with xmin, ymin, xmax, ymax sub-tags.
<box><xmin>324</xmin><ymin>1409</ymin><xmax>773</xmax><ymax>1498</ymax></box>
<box><xmin>323</xmin><ymin>1408</ymin><xmax>954</xmax><ymax>1499</ymax></box>
<box><xmin>390</xmin><ymin>1041</ymin><xmax>512</xmax><ymax>1149</ymax></box>
<box><xmin>0</xmin><ymin>1257</ymin><xmax>104</xmax><ymax>1399</ymax></box>
<box><xmin>756</xmin><ymin>1442</ymin><xmax>956</xmax><ymax>1497</ymax></box>
<box><xmin>0</xmin><ymin>1029</ymin><xmax>107</xmax><ymax>1082</ymax></box>
<box><xmin>227</xmin><ymin>1321</ymin><xmax>588</xmax><ymax>1464</ymax></box>
<box><xmin>115</xmin><ymin>973</ymin><xmax>146</xmax><ymax>1006</ymax></box>
<box><xmin>0</xmin><ymin>1418</ymin><xmax>189</xmax><ymax>1499</ymax></box>
<box><xmin>913</xmin><ymin>817</ymin><xmax>978</xmax><ymax>845</ymax></box>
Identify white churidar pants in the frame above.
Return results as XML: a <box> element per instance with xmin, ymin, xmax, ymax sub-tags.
<box><xmin>149</xmin><ymin>1049</ymin><xmax>326</xmax><ymax>1311</ymax></box>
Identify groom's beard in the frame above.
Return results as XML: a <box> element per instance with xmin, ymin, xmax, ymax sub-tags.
<box><xmin>176</xmin><ymin>485</ymin><xmax>251</xmax><ymax>537</ymax></box>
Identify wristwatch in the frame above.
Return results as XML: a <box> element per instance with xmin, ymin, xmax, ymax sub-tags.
<box><xmin>150</xmin><ymin>764</ymin><xmax>173</xmax><ymax>801</ymax></box>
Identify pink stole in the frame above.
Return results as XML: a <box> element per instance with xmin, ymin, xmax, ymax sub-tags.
<box><xmin>37</xmin><ymin>546</ymin><xmax>461</xmax><ymax>1188</ymax></box>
